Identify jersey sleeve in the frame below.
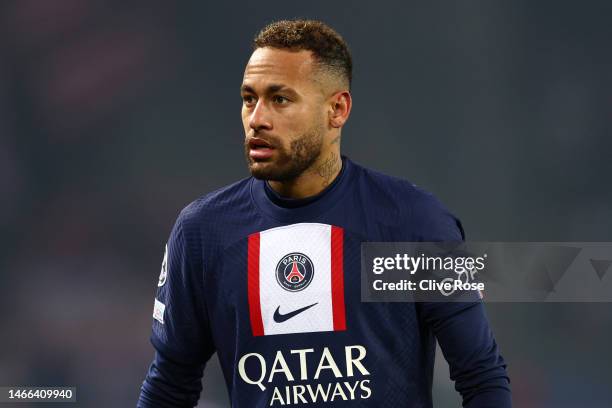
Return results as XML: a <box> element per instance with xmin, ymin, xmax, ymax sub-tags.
<box><xmin>138</xmin><ymin>210</ymin><xmax>216</xmax><ymax>407</ymax></box>
<box><xmin>412</xmin><ymin>192</ymin><xmax>512</xmax><ymax>407</ymax></box>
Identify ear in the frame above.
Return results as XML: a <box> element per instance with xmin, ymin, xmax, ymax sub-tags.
<box><xmin>328</xmin><ymin>91</ymin><xmax>352</xmax><ymax>128</ymax></box>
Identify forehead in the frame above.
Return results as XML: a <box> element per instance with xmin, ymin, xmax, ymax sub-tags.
<box><xmin>242</xmin><ymin>48</ymin><xmax>316</xmax><ymax>89</ymax></box>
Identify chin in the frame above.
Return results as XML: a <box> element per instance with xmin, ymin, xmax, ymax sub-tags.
<box><xmin>248</xmin><ymin>161</ymin><xmax>277</xmax><ymax>180</ymax></box>
<box><xmin>248</xmin><ymin>162</ymin><xmax>298</xmax><ymax>182</ymax></box>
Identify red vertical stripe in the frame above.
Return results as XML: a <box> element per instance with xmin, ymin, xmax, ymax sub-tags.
<box><xmin>247</xmin><ymin>233</ymin><xmax>264</xmax><ymax>336</ymax></box>
<box><xmin>330</xmin><ymin>226</ymin><xmax>346</xmax><ymax>331</ymax></box>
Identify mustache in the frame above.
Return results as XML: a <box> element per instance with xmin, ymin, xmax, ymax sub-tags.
<box><xmin>246</xmin><ymin>132</ymin><xmax>281</xmax><ymax>148</ymax></box>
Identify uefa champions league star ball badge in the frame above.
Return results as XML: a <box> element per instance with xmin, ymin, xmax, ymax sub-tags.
<box><xmin>158</xmin><ymin>244</ymin><xmax>168</xmax><ymax>287</ymax></box>
<box><xmin>275</xmin><ymin>252</ymin><xmax>314</xmax><ymax>292</ymax></box>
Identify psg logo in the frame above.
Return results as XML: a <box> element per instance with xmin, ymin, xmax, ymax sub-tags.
<box><xmin>275</xmin><ymin>253</ymin><xmax>315</xmax><ymax>292</ymax></box>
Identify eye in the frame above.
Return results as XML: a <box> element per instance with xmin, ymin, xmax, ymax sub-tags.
<box><xmin>242</xmin><ymin>95</ymin><xmax>256</xmax><ymax>106</ymax></box>
<box><xmin>273</xmin><ymin>95</ymin><xmax>290</xmax><ymax>104</ymax></box>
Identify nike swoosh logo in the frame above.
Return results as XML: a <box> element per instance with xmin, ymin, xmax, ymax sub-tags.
<box><xmin>273</xmin><ymin>303</ymin><xmax>318</xmax><ymax>323</ymax></box>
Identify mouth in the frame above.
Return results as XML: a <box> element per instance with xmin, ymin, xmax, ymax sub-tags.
<box><xmin>248</xmin><ymin>138</ymin><xmax>275</xmax><ymax>160</ymax></box>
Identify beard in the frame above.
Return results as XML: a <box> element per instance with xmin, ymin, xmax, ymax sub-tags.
<box><xmin>244</xmin><ymin>122</ymin><xmax>325</xmax><ymax>182</ymax></box>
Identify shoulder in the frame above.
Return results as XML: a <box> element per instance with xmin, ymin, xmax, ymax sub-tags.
<box><xmin>354</xmin><ymin>161</ymin><xmax>421</xmax><ymax>199</ymax></box>
<box><xmin>350</xmin><ymin>160</ymin><xmax>464</xmax><ymax>241</ymax></box>
<box><xmin>351</xmin><ymin>160</ymin><xmax>441</xmax><ymax>215</ymax></box>
<box><xmin>173</xmin><ymin>177</ymin><xmax>253</xmax><ymax>239</ymax></box>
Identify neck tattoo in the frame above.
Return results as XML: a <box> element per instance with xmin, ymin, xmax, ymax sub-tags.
<box><xmin>316</xmin><ymin>152</ymin><xmax>340</xmax><ymax>187</ymax></box>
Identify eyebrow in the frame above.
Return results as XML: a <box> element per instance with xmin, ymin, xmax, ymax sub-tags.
<box><xmin>240</xmin><ymin>83</ymin><xmax>298</xmax><ymax>97</ymax></box>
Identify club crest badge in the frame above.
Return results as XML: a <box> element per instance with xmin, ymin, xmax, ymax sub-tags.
<box><xmin>276</xmin><ymin>252</ymin><xmax>314</xmax><ymax>292</ymax></box>
<box><xmin>158</xmin><ymin>244</ymin><xmax>168</xmax><ymax>287</ymax></box>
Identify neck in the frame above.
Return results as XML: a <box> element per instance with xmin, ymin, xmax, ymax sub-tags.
<box><xmin>268</xmin><ymin>150</ymin><xmax>342</xmax><ymax>199</ymax></box>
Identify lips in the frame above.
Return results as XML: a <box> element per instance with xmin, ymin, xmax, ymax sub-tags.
<box><xmin>248</xmin><ymin>138</ymin><xmax>273</xmax><ymax>149</ymax></box>
<box><xmin>248</xmin><ymin>137</ymin><xmax>275</xmax><ymax>160</ymax></box>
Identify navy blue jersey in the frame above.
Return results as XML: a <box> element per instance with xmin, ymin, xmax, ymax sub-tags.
<box><xmin>138</xmin><ymin>157</ymin><xmax>510</xmax><ymax>407</ymax></box>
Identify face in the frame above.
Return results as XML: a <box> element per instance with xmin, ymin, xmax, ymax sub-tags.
<box><xmin>241</xmin><ymin>47</ymin><xmax>328</xmax><ymax>181</ymax></box>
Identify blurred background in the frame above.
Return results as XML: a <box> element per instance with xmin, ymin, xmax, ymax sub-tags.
<box><xmin>1</xmin><ymin>0</ymin><xmax>611</xmax><ymax>406</ymax></box>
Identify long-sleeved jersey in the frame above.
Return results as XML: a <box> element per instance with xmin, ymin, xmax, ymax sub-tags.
<box><xmin>138</xmin><ymin>157</ymin><xmax>511</xmax><ymax>407</ymax></box>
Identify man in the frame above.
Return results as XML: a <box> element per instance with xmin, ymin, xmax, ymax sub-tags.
<box><xmin>138</xmin><ymin>20</ymin><xmax>511</xmax><ymax>407</ymax></box>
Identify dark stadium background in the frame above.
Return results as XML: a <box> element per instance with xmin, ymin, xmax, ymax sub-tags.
<box><xmin>1</xmin><ymin>0</ymin><xmax>611</xmax><ymax>407</ymax></box>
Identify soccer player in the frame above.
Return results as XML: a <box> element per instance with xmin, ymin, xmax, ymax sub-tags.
<box><xmin>138</xmin><ymin>20</ymin><xmax>511</xmax><ymax>407</ymax></box>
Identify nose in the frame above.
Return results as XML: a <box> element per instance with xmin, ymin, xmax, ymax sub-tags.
<box><xmin>248</xmin><ymin>100</ymin><xmax>272</xmax><ymax>132</ymax></box>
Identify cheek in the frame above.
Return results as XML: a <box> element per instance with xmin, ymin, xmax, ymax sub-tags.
<box><xmin>241</xmin><ymin>110</ymin><xmax>251</xmax><ymax>132</ymax></box>
<box><xmin>283</xmin><ymin>108</ymin><xmax>314</xmax><ymax>133</ymax></box>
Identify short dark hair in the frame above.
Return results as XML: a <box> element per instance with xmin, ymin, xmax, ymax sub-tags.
<box><xmin>253</xmin><ymin>19</ymin><xmax>352</xmax><ymax>89</ymax></box>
